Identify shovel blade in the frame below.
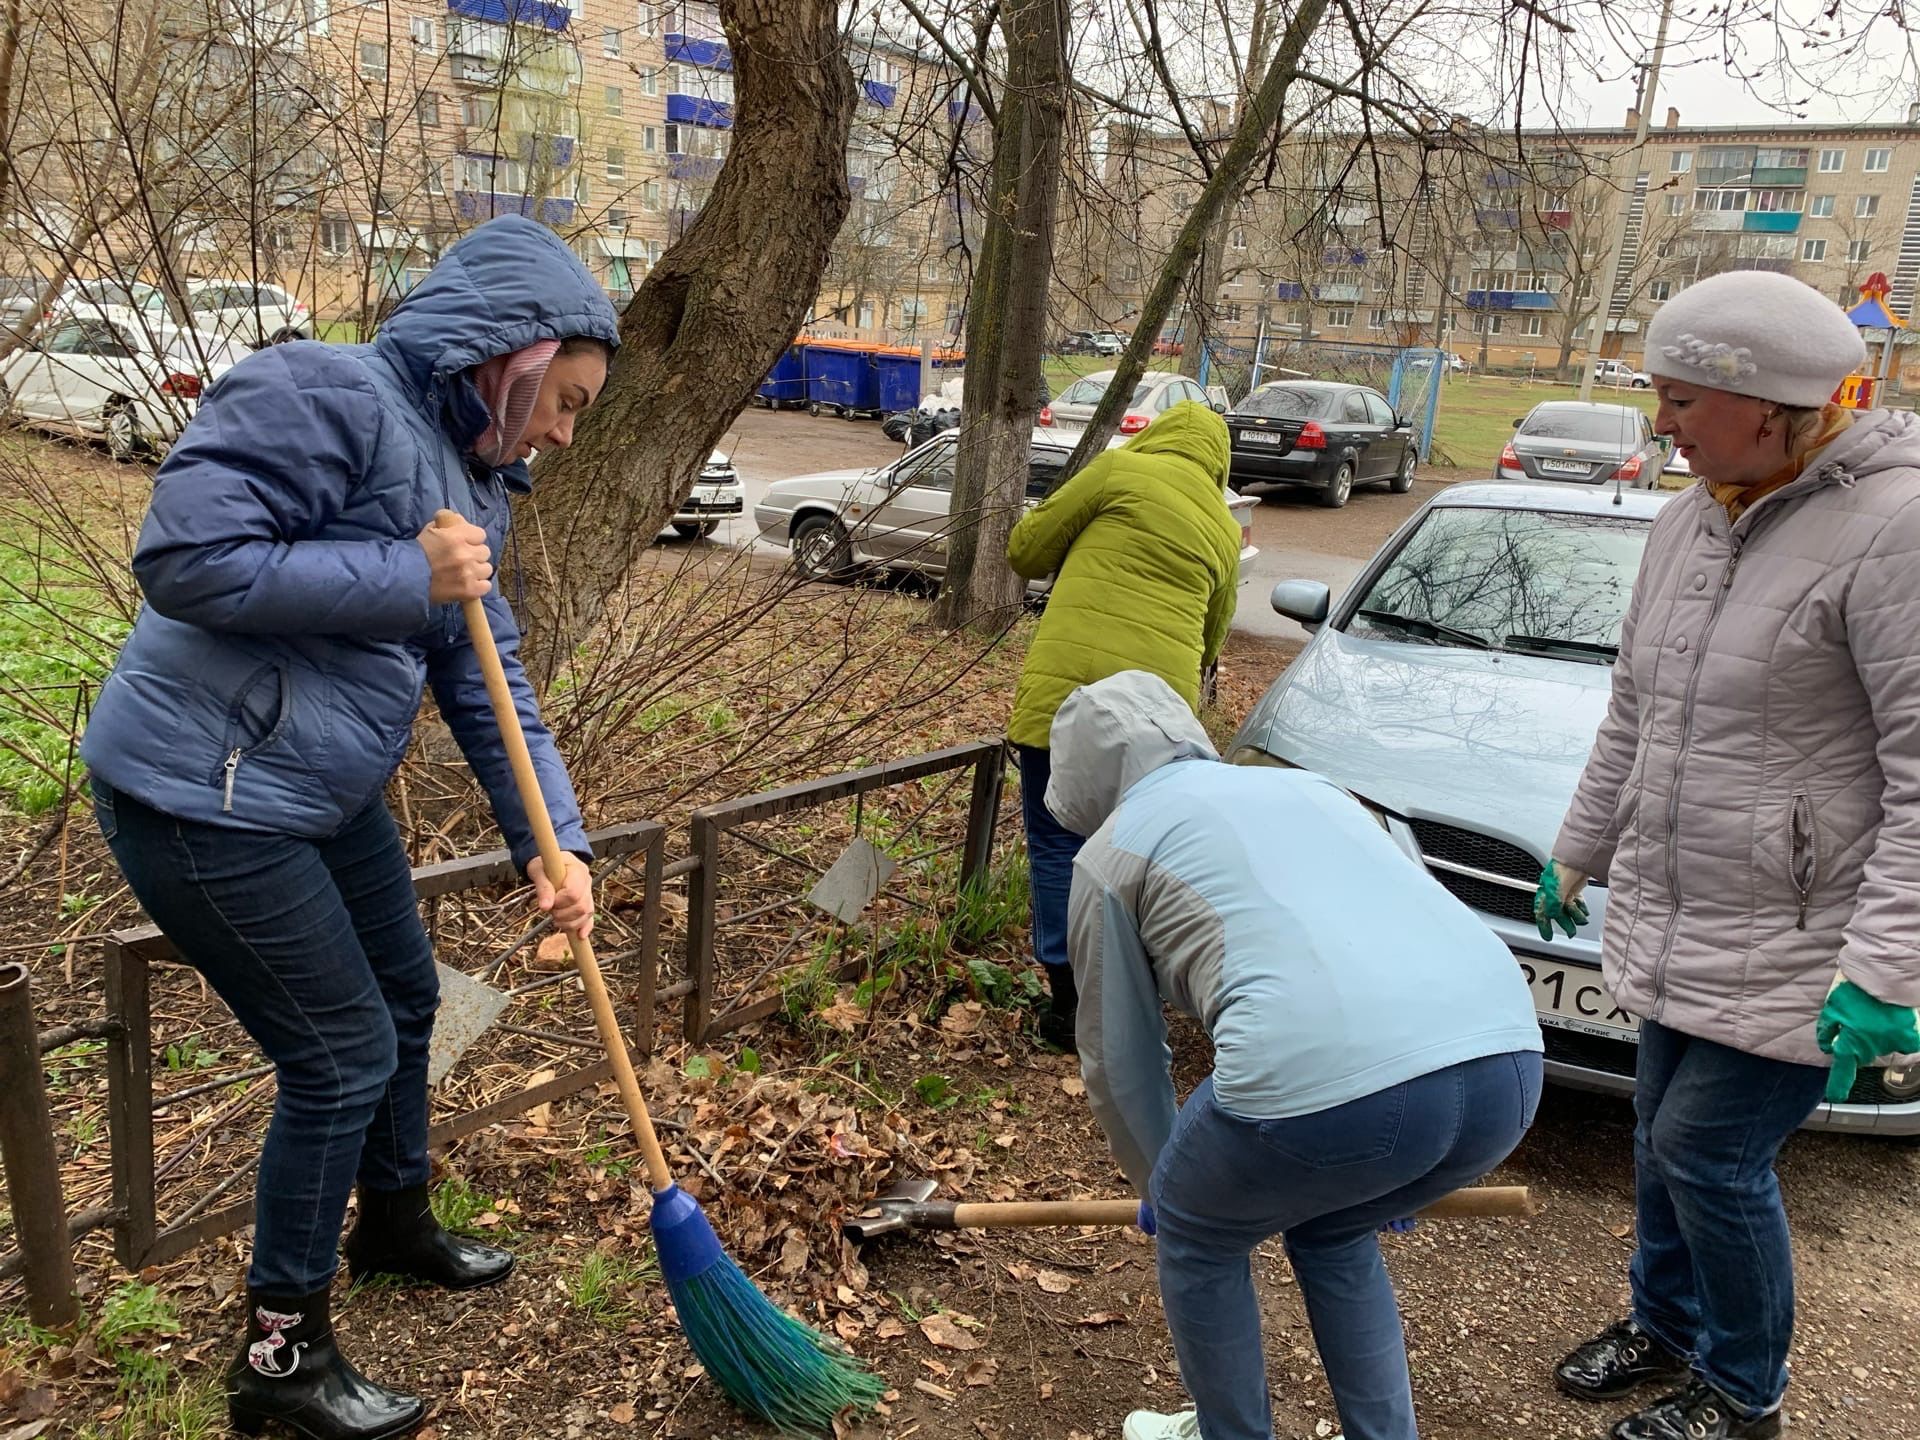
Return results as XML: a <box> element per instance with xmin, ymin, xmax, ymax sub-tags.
<box><xmin>427</xmin><ymin>962</ymin><xmax>510</xmax><ymax>1088</ymax></box>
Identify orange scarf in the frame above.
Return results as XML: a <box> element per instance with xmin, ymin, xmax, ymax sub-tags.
<box><xmin>1705</xmin><ymin>403</ymin><xmax>1854</xmax><ymax>523</ymax></box>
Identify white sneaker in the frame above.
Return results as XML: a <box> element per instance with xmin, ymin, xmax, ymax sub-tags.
<box><xmin>1121</xmin><ymin>1412</ymin><xmax>1202</xmax><ymax>1440</ymax></box>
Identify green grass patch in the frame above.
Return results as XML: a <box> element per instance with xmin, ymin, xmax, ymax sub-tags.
<box><xmin>1432</xmin><ymin>375</ymin><xmax>1657</xmax><ymax>472</ymax></box>
<box><xmin>567</xmin><ymin>1246</ymin><xmax>656</xmax><ymax>1328</ymax></box>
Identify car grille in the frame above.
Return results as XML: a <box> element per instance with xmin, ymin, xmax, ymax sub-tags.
<box><xmin>1408</xmin><ymin>819</ymin><xmax>1539</xmax><ymax>924</ymax></box>
<box><xmin>1543</xmin><ymin>1027</ymin><xmax>1898</xmax><ymax>1106</ymax></box>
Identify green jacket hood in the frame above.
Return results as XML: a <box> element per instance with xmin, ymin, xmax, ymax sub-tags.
<box><xmin>1121</xmin><ymin>398</ymin><xmax>1230</xmax><ymax>488</ymax></box>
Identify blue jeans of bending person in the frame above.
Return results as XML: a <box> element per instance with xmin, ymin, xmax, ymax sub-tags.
<box><xmin>1015</xmin><ymin>744</ymin><xmax>1084</xmax><ymax>981</ymax></box>
<box><xmin>1152</xmin><ymin>1052</ymin><xmax>1543</xmax><ymax>1440</ymax></box>
<box><xmin>92</xmin><ymin>780</ymin><xmax>439</xmax><ymax>1295</ymax></box>
<box><xmin>1627</xmin><ymin>1019</ymin><xmax>1827</xmax><ymax>1418</ymax></box>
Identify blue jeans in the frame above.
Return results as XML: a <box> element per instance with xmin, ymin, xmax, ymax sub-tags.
<box><xmin>1015</xmin><ymin>744</ymin><xmax>1084</xmax><ymax>977</ymax></box>
<box><xmin>92</xmin><ymin>780</ymin><xmax>439</xmax><ymax>1294</ymax></box>
<box><xmin>1627</xmin><ymin>1020</ymin><xmax>1826</xmax><ymax>1416</ymax></box>
<box><xmin>1152</xmin><ymin>1053</ymin><xmax>1543</xmax><ymax>1440</ymax></box>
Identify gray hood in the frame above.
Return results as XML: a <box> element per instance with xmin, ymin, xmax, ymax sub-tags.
<box><xmin>1046</xmin><ymin>671</ymin><xmax>1218</xmax><ymax>835</ymax></box>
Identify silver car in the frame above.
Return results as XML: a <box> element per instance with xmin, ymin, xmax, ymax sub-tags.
<box><xmin>1498</xmin><ymin>400</ymin><xmax>1668</xmax><ymax>488</ymax></box>
<box><xmin>1041</xmin><ymin>369</ymin><xmax>1214</xmax><ymax>440</ymax></box>
<box><xmin>1228</xmin><ymin>482</ymin><xmax>1918</xmax><ymax>1135</ymax></box>
<box><xmin>754</xmin><ymin>431</ymin><xmax>1257</xmax><ymax>585</ymax></box>
<box><xmin>668</xmin><ymin>451</ymin><xmax>744</xmax><ymax>537</ymax></box>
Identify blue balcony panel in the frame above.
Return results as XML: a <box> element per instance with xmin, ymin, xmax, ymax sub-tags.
<box><xmin>666</xmin><ymin>94</ymin><xmax>733</xmax><ymax>128</ymax></box>
<box><xmin>666</xmin><ymin>154</ymin><xmax>723</xmax><ymax>182</ymax></box>
<box><xmin>863</xmin><ymin>80</ymin><xmax>897</xmax><ymax>108</ymax></box>
<box><xmin>454</xmin><ymin>191</ymin><xmax>574</xmax><ymax>223</ymax></box>
<box><xmin>1274</xmin><ymin>282</ymin><xmax>1307</xmax><ymax>300</ymax></box>
<box><xmin>1465</xmin><ymin>290</ymin><xmax>1556</xmax><ymax>310</ymax></box>
<box><xmin>664</xmin><ymin>34</ymin><xmax>731</xmax><ymax>68</ymax></box>
<box><xmin>446</xmin><ymin>0</ymin><xmax>569</xmax><ymax>32</ymax></box>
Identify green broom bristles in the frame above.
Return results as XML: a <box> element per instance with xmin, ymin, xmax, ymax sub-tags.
<box><xmin>652</xmin><ymin>1183</ymin><xmax>888</xmax><ymax>1433</ymax></box>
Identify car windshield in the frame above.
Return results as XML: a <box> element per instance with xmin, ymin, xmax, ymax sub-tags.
<box><xmin>1238</xmin><ymin>385</ymin><xmax>1336</xmax><ymax>419</ymax></box>
<box><xmin>1520</xmin><ymin>408</ymin><xmax>1641</xmax><ymax>444</ymax></box>
<box><xmin>1346</xmin><ymin>506</ymin><xmax>1650</xmax><ymax>659</ymax></box>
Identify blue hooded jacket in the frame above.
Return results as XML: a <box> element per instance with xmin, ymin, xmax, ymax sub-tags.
<box><xmin>81</xmin><ymin>216</ymin><xmax>620</xmax><ymax>869</ymax></box>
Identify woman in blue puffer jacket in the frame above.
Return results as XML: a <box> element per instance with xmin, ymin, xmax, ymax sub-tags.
<box><xmin>80</xmin><ymin>215</ymin><xmax>618</xmax><ymax>1440</ymax></box>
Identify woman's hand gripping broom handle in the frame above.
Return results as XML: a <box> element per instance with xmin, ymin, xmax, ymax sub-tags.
<box><xmin>435</xmin><ymin>510</ymin><xmax>675</xmax><ymax>1194</ymax></box>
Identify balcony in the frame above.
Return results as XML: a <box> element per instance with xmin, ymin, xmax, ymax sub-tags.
<box><xmin>666</xmin><ymin>94</ymin><xmax>732</xmax><ymax>127</ymax></box>
<box><xmin>1690</xmin><ymin>212</ymin><xmax>1743</xmax><ymax>232</ymax></box>
<box><xmin>946</xmin><ymin>98</ymin><xmax>985</xmax><ymax>125</ymax></box>
<box><xmin>666</xmin><ymin>153</ymin><xmax>723</xmax><ymax>182</ymax></box>
<box><xmin>1752</xmin><ymin>166</ymin><xmax>1807</xmax><ymax>186</ymax></box>
<box><xmin>1314</xmin><ymin>283</ymin><xmax>1364</xmax><ymax>303</ymax></box>
<box><xmin>1465</xmin><ymin>290</ymin><xmax>1556</xmax><ymax>310</ymax></box>
<box><xmin>862</xmin><ymin>80</ymin><xmax>896</xmax><ymax>108</ymax></box>
<box><xmin>454</xmin><ymin>191</ymin><xmax>574</xmax><ymax>223</ymax></box>
<box><xmin>1322</xmin><ymin>247</ymin><xmax>1367</xmax><ymax>266</ymax></box>
<box><xmin>446</xmin><ymin>0</ymin><xmax>570</xmax><ymax>31</ymax></box>
<box><xmin>517</xmin><ymin>133</ymin><xmax>575</xmax><ymax>168</ymax></box>
<box><xmin>1543</xmin><ymin>208</ymin><xmax>1572</xmax><ymax>230</ymax></box>
<box><xmin>1274</xmin><ymin>282</ymin><xmax>1307</xmax><ymax>300</ymax></box>
<box><xmin>1743</xmin><ymin>211</ymin><xmax>1801</xmax><ymax>234</ymax></box>
<box><xmin>1475</xmin><ymin>207</ymin><xmax>1520</xmax><ymax>229</ymax></box>
<box><xmin>664</xmin><ymin>33</ymin><xmax>730</xmax><ymax>68</ymax></box>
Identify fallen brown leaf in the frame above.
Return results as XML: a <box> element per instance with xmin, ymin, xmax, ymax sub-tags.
<box><xmin>1035</xmin><ymin>1269</ymin><xmax>1075</xmax><ymax>1295</ymax></box>
<box><xmin>1077</xmin><ymin>1312</ymin><xmax>1126</xmax><ymax>1328</ymax></box>
<box><xmin>608</xmin><ymin>1403</ymin><xmax>636</xmax><ymax>1426</ymax></box>
<box><xmin>875</xmin><ymin>1317</ymin><xmax>907</xmax><ymax>1339</ymax></box>
<box><xmin>919</xmin><ymin>1313</ymin><xmax>981</xmax><ymax>1351</ymax></box>
<box><xmin>961</xmin><ymin>1358</ymin><xmax>999</xmax><ymax>1388</ymax></box>
<box><xmin>1060</xmin><ymin>1077</ymin><xmax>1086</xmax><ymax>1096</ymax></box>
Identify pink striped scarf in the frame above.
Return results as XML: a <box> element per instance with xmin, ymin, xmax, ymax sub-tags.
<box><xmin>468</xmin><ymin>339</ymin><xmax>560</xmax><ymax>466</ymax></box>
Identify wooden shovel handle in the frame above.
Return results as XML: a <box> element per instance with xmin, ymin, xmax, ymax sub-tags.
<box><xmin>436</xmin><ymin>510</ymin><xmax>675</xmax><ymax>1194</ymax></box>
<box><xmin>948</xmin><ymin>1185</ymin><xmax>1535</xmax><ymax>1230</ymax></box>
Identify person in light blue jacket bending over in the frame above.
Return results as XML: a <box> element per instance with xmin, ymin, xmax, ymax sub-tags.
<box><xmin>1050</xmin><ymin>671</ymin><xmax>1545</xmax><ymax>1440</ymax></box>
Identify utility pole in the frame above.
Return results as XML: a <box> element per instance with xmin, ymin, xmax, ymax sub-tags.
<box><xmin>1578</xmin><ymin>0</ymin><xmax>1674</xmax><ymax>403</ymax></box>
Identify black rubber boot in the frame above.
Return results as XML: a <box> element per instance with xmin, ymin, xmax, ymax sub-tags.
<box><xmin>1610</xmin><ymin>1379</ymin><xmax>1782</xmax><ymax>1440</ymax></box>
<box><xmin>1037</xmin><ymin>964</ymin><xmax>1078</xmax><ymax>1053</ymax></box>
<box><xmin>226</xmin><ymin>1286</ymin><xmax>425</xmax><ymax>1440</ymax></box>
<box><xmin>343</xmin><ymin>1183</ymin><xmax>513</xmax><ymax>1291</ymax></box>
<box><xmin>1555</xmin><ymin>1318</ymin><xmax>1690</xmax><ymax>1401</ymax></box>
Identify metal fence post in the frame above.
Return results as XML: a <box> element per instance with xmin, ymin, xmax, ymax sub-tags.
<box><xmin>103</xmin><ymin>935</ymin><xmax>157</xmax><ymax>1271</ymax></box>
<box><xmin>683</xmin><ymin>813</ymin><xmax>722</xmax><ymax>1044</ymax></box>
<box><xmin>960</xmin><ymin>744</ymin><xmax>1005</xmax><ymax>890</ymax></box>
<box><xmin>0</xmin><ymin>963</ymin><xmax>80</xmax><ymax>1328</ymax></box>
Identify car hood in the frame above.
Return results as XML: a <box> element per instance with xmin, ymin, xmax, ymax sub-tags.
<box><xmin>762</xmin><ymin>466</ymin><xmax>871</xmax><ymax>500</ymax></box>
<box><xmin>1231</xmin><ymin>627</ymin><xmax>1614</xmax><ymax>854</ymax></box>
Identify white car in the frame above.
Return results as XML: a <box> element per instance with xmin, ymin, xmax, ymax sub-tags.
<box><xmin>1592</xmin><ymin>358</ymin><xmax>1652</xmax><ymax>389</ymax></box>
<box><xmin>50</xmin><ymin>278</ymin><xmax>162</xmax><ymax>331</ymax></box>
<box><xmin>0</xmin><ymin>317</ymin><xmax>248</xmax><ymax>460</ymax></box>
<box><xmin>150</xmin><ymin>279</ymin><xmax>309</xmax><ymax>347</ymax></box>
<box><xmin>669</xmin><ymin>451</ymin><xmax>744</xmax><ymax>537</ymax></box>
<box><xmin>1040</xmin><ymin>369</ymin><xmax>1216</xmax><ymax>439</ymax></box>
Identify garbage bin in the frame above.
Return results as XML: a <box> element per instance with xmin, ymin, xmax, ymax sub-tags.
<box><xmin>804</xmin><ymin>343</ymin><xmax>880</xmax><ymax>418</ymax></box>
<box><xmin>874</xmin><ymin>349</ymin><xmax>925</xmax><ymax>414</ymax></box>
<box><xmin>756</xmin><ymin>345</ymin><xmax>807</xmax><ymax>409</ymax></box>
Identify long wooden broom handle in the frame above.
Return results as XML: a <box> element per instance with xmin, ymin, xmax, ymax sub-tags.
<box><xmin>950</xmin><ymin>1184</ymin><xmax>1536</xmax><ymax>1230</ymax></box>
<box><xmin>436</xmin><ymin>510</ymin><xmax>676</xmax><ymax>1194</ymax></box>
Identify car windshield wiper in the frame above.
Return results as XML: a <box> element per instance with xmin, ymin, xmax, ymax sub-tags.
<box><xmin>1504</xmin><ymin>634</ymin><xmax>1620</xmax><ymax>665</ymax></box>
<box><xmin>1355</xmin><ymin>608</ymin><xmax>1491</xmax><ymax>650</ymax></box>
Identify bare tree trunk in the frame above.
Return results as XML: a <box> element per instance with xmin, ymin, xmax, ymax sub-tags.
<box><xmin>512</xmin><ymin>0</ymin><xmax>857</xmax><ymax>687</ymax></box>
<box><xmin>1064</xmin><ymin>0</ymin><xmax>1331</xmax><ymax>471</ymax></box>
<box><xmin>1177</xmin><ymin>216</ymin><xmax>1230</xmax><ymax>380</ymax></box>
<box><xmin>0</xmin><ymin>0</ymin><xmax>22</xmax><ymax>226</ymax></box>
<box><xmin>933</xmin><ymin>0</ymin><xmax>1068</xmax><ymax>634</ymax></box>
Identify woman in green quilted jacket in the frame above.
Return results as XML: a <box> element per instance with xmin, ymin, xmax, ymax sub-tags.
<box><xmin>1006</xmin><ymin>399</ymin><xmax>1243</xmax><ymax>1049</ymax></box>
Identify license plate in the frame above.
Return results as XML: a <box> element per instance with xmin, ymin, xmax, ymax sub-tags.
<box><xmin>1518</xmin><ymin>958</ymin><xmax>1639</xmax><ymax>1039</ymax></box>
<box><xmin>1239</xmin><ymin>430</ymin><xmax>1285</xmax><ymax>446</ymax></box>
<box><xmin>1538</xmin><ymin>459</ymin><xmax>1590</xmax><ymax>476</ymax></box>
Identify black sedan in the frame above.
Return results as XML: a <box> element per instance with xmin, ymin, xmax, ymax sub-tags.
<box><xmin>1225</xmin><ymin>380</ymin><xmax>1418</xmax><ymax>508</ymax></box>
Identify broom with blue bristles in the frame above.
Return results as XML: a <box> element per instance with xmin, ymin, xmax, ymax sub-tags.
<box><xmin>440</xmin><ymin>512</ymin><xmax>886</xmax><ymax>1433</ymax></box>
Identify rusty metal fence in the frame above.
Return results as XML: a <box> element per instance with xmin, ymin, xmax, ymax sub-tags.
<box><xmin>0</xmin><ymin>740</ymin><xmax>1008</xmax><ymax>1325</ymax></box>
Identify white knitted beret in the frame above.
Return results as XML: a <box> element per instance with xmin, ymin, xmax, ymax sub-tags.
<box><xmin>1643</xmin><ymin>271</ymin><xmax>1867</xmax><ymax>407</ymax></box>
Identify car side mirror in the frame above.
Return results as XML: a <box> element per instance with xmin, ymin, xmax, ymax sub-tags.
<box><xmin>1396</xmin><ymin>414</ymin><xmax>1411</xmax><ymax>429</ymax></box>
<box><xmin>1512</xmin><ymin>418</ymin><xmax>1523</xmax><ymax>428</ymax></box>
<box><xmin>1271</xmin><ymin>579</ymin><xmax>1331</xmax><ymax>627</ymax></box>
<box><xmin>1211</xmin><ymin>401</ymin><xmax>1227</xmax><ymax>414</ymax></box>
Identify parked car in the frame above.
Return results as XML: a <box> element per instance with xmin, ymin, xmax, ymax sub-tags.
<box><xmin>1229</xmin><ymin>481</ymin><xmax>1918</xmax><ymax>1135</ymax></box>
<box><xmin>0</xmin><ymin>276</ymin><xmax>44</xmax><ymax>339</ymax></box>
<box><xmin>1040</xmin><ymin>368</ymin><xmax>1212</xmax><ymax>439</ymax></box>
<box><xmin>669</xmin><ymin>451</ymin><xmax>744</xmax><ymax>537</ymax></box>
<box><xmin>50</xmin><ymin>278</ymin><xmax>163</xmax><ymax>331</ymax></box>
<box><xmin>753</xmin><ymin>431</ymin><xmax>1257</xmax><ymax>586</ymax></box>
<box><xmin>1224</xmin><ymin>379</ymin><xmax>1418</xmax><ymax>508</ymax></box>
<box><xmin>0</xmin><ymin>317</ymin><xmax>247</xmax><ymax>460</ymax></box>
<box><xmin>1152</xmin><ymin>336</ymin><xmax>1185</xmax><ymax>357</ymax></box>
<box><xmin>149</xmin><ymin>279</ymin><xmax>309</xmax><ymax>346</ymax></box>
<box><xmin>1592</xmin><ymin>357</ymin><xmax>1652</xmax><ymax>388</ymax></box>
<box><xmin>1497</xmin><ymin>400</ymin><xmax>1665</xmax><ymax>488</ymax></box>
<box><xmin>1407</xmin><ymin>351</ymin><xmax>1470</xmax><ymax>375</ymax></box>
<box><xmin>1058</xmin><ymin>329</ymin><xmax>1127</xmax><ymax>357</ymax></box>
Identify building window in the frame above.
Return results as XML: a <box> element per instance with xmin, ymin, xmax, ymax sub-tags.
<box><xmin>320</xmin><ymin>219</ymin><xmax>352</xmax><ymax>255</ymax></box>
<box><xmin>605</xmin><ymin>85</ymin><xmax>624</xmax><ymax>117</ymax></box>
<box><xmin>1818</xmin><ymin>148</ymin><xmax>1845</xmax><ymax>172</ymax></box>
<box><xmin>900</xmin><ymin>298</ymin><xmax>929</xmax><ymax>325</ymax></box>
<box><xmin>1323</xmin><ymin>306</ymin><xmax>1354</xmax><ymax>327</ymax></box>
<box><xmin>1367</xmin><ymin>307</ymin><xmax>1386</xmax><ymax>330</ymax></box>
<box><xmin>606</xmin><ymin>148</ymin><xmax>626</xmax><ymax>181</ymax></box>
<box><xmin>415</xmin><ymin>92</ymin><xmax>439</xmax><ymax>127</ymax></box>
<box><xmin>637</xmin><ymin>3</ymin><xmax>660</xmax><ymax>37</ymax></box>
<box><xmin>642</xmin><ymin>180</ymin><xmax>661</xmax><ymax>209</ymax></box>
<box><xmin>858</xmin><ymin>301</ymin><xmax>875</xmax><ymax>330</ymax></box>
<box><xmin>462</xmin><ymin>95</ymin><xmax>498</xmax><ymax>130</ymax></box>
<box><xmin>1230</xmin><ymin>227</ymin><xmax>1247</xmax><ymax>250</ymax></box>
<box><xmin>1649</xmin><ymin>280</ymin><xmax>1672</xmax><ymax>301</ymax></box>
<box><xmin>1857</xmin><ymin>193</ymin><xmax>1880</xmax><ymax>218</ymax></box>
<box><xmin>602</xmin><ymin>28</ymin><xmax>621</xmax><ymax>57</ymax></box>
<box><xmin>364</xmin><ymin>117</ymin><xmax>385</xmax><ymax>151</ymax></box>
<box><xmin>1520</xmin><ymin>315</ymin><xmax>1544</xmax><ymax>337</ymax></box>
<box><xmin>409</xmin><ymin>16</ymin><xmax>436</xmax><ymax>50</ymax></box>
<box><xmin>607</xmin><ymin>207</ymin><xmax>629</xmax><ymax>229</ymax></box>
<box><xmin>427</xmin><ymin>162</ymin><xmax>445</xmax><ymax>196</ymax></box>
<box><xmin>457</xmin><ymin>154</ymin><xmax>525</xmax><ymax>193</ymax></box>
<box><xmin>1808</xmin><ymin>195</ymin><xmax>1835</xmax><ymax>217</ymax></box>
<box><xmin>1849</xmin><ymin>239</ymin><xmax>1872</xmax><ymax>263</ymax></box>
<box><xmin>1472</xmin><ymin>314</ymin><xmax>1504</xmax><ymax>335</ymax></box>
<box><xmin>1865</xmin><ymin>148</ymin><xmax>1891</xmax><ymax>172</ymax></box>
<box><xmin>304</xmin><ymin>0</ymin><xmax>329</xmax><ymax>36</ymax></box>
<box><xmin>639</xmin><ymin>69</ymin><xmax>658</xmax><ymax>96</ymax></box>
<box><xmin>1803</xmin><ymin>237</ymin><xmax>1828</xmax><ymax>261</ymax></box>
<box><xmin>1666</xmin><ymin>192</ymin><xmax>1685</xmax><ymax>215</ymax></box>
<box><xmin>359</xmin><ymin>41</ymin><xmax>386</xmax><ymax>80</ymax></box>
<box><xmin>1669</xmin><ymin>151</ymin><xmax>1691</xmax><ymax>174</ymax></box>
<box><xmin>641</xmin><ymin>125</ymin><xmax>659</xmax><ymax>153</ymax></box>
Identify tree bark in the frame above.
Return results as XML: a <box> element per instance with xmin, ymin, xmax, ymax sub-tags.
<box><xmin>932</xmin><ymin>0</ymin><xmax>1069</xmax><ymax>634</ymax></box>
<box><xmin>1177</xmin><ymin>215</ymin><xmax>1229</xmax><ymax>380</ymax></box>
<box><xmin>1064</xmin><ymin>0</ymin><xmax>1330</xmax><ymax>472</ymax></box>
<box><xmin>512</xmin><ymin>0</ymin><xmax>857</xmax><ymax>688</ymax></box>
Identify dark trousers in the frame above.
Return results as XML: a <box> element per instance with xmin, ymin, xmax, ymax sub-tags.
<box><xmin>93</xmin><ymin>780</ymin><xmax>439</xmax><ymax>1294</ymax></box>
<box><xmin>1015</xmin><ymin>743</ymin><xmax>1084</xmax><ymax>977</ymax></box>
<box><xmin>1627</xmin><ymin>1020</ymin><xmax>1827</xmax><ymax>1416</ymax></box>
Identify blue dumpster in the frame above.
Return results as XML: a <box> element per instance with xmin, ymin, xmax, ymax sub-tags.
<box><xmin>874</xmin><ymin>350</ymin><xmax>926</xmax><ymax>413</ymax></box>
<box><xmin>804</xmin><ymin>345</ymin><xmax>880</xmax><ymax>417</ymax></box>
<box><xmin>756</xmin><ymin>345</ymin><xmax>807</xmax><ymax>409</ymax></box>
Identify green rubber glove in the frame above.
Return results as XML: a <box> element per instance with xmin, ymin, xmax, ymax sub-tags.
<box><xmin>1817</xmin><ymin>978</ymin><xmax>1920</xmax><ymax>1104</ymax></box>
<box><xmin>1532</xmin><ymin>860</ymin><xmax>1591</xmax><ymax>942</ymax></box>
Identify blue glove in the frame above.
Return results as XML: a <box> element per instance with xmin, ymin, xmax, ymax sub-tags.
<box><xmin>1379</xmin><ymin>1217</ymin><xmax>1416</xmax><ymax>1234</ymax></box>
<box><xmin>1136</xmin><ymin>1200</ymin><xmax>1157</xmax><ymax>1237</ymax></box>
